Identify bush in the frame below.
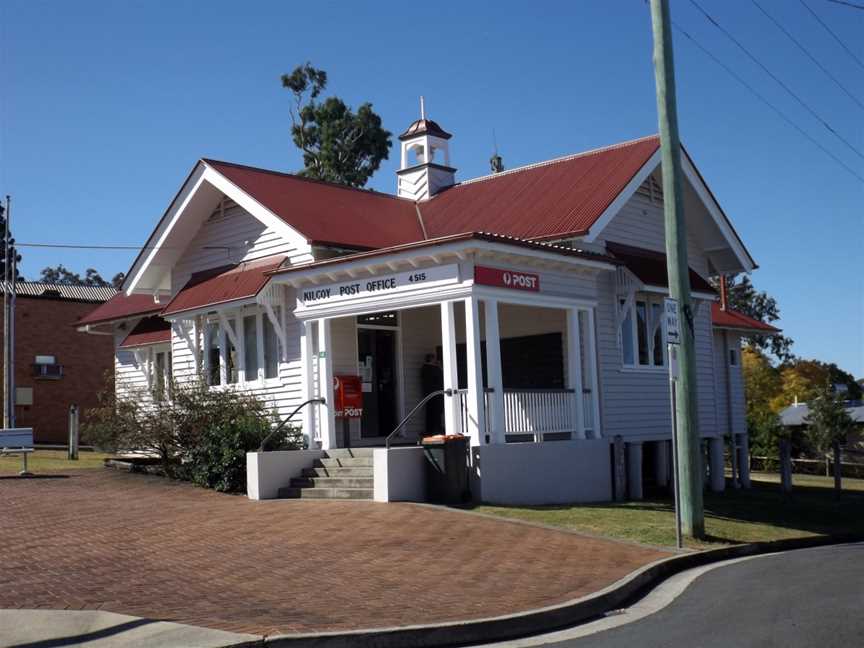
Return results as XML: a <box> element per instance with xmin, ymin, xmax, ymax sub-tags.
<box><xmin>83</xmin><ymin>377</ymin><xmax>303</xmax><ymax>493</ymax></box>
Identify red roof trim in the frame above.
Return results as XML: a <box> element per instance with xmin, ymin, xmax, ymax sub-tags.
<box><xmin>77</xmin><ymin>292</ymin><xmax>163</xmax><ymax>326</ymax></box>
<box><xmin>119</xmin><ymin>316</ymin><xmax>172</xmax><ymax>348</ymax></box>
<box><xmin>711</xmin><ymin>303</ymin><xmax>780</xmax><ymax>333</ymax></box>
<box><xmin>161</xmin><ymin>255</ymin><xmax>286</xmax><ymax>317</ymax></box>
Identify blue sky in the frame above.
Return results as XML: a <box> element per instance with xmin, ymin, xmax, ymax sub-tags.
<box><xmin>1</xmin><ymin>1</ymin><xmax>861</xmax><ymax>376</ymax></box>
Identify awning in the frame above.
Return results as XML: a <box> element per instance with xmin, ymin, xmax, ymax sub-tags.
<box><xmin>606</xmin><ymin>242</ymin><xmax>715</xmax><ymax>294</ymax></box>
<box><xmin>161</xmin><ymin>256</ymin><xmax>286</xmax><ymax>317</ymax></box>
<box><xmin>77</xmin><ymin>292</ymin><xmax>163</xmax><ymax>326</ymax></box>
<box><xmin>711</xmin><ymin>303</ymin><xmax>780</xmax><ymax>333</ymax></box>
<box><xmin>119</xmin><ymin>316</ymin><xmax>172</xmax><ymax>348</ymax></box>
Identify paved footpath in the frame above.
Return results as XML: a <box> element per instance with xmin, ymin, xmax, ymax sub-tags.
<box><xmin>0</xmin><ymin>470</ymin><xmax>668</xmax><ymax>638</ymax></box>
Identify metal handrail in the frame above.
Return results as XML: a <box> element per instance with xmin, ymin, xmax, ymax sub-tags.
<box><xmin>385</xmin><ymin>388</ymin><xmax>453</xmax><ymax>450</ymax></box>
<box><xmin>258</xmin><ymin>397</ymin><xmax>325</xmax><ymax>451</ymax></box>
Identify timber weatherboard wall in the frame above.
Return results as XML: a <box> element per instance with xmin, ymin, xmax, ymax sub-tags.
<box><xmin>713</xmin><ymin>330</ymin><xmax>746</xmax><ymax>437</ymax></box>
<box><xmin>590</xmin><ymin>185</ymin><xmax>718</xmax><ymax>440</ymax></box>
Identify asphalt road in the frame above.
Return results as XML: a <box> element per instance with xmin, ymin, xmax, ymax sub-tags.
<box><xmin>491</xmin><ymin>543</ymin><xmax>864</xmax><ymax>648</ymax></box>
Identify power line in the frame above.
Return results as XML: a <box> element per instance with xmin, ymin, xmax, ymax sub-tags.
<box><xmin>16</xmin><ymin>242</ymin><xmax>178</xmax><ymax>251</ymax></box>
<box><xmin>751</xmin><ymin>0</ymin><xmax>864</xmax><ymax>112</ymax></box>
<box><xmin>688</xmin><ymin>0</ymin><xmax>864</xmax><ymax>162</ymax></box>
<box><xmin>801</xmin><ymin>0</ymin><xmax>864</xmax><ymax>69</ymax></box>
<box><xmin>826</xmin><ymin>0</ymin><xmax>864</xmax><ymax>10</ymax></box>
<box><xmin>670</xmin><ymin>20</ymin><xmax>864</xmax><ymax>183</ymax></box>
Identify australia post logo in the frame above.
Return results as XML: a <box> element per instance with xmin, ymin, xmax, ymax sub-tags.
<box><xmin>474</xmin><ymin>266</ymin><xmax>540</xmax><ymax>292</ymax></box>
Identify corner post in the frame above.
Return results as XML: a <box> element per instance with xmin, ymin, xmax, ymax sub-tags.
<box><xmin>464</xmin><ymin>296</ymin><xmax>487</xmax><ymax>446</ymax></box>
<box><xmin>566</xmin><ymin>307</ymin><xmax>585</xmax><ymax>439</ymax></box>
<box><xmin>483</xmin><ymin>299</ymin><xmax>505</xmax><ymax>444</ymax></box>
<box><xmin>300</xmin><ymin>319</ymin><xmax>316</xmax><ymax>449</ymax></box>
<box><xmin>317</xmin><ymin>318</ymin><xmax>336</xmax><ymax>450</ymax></box>
<box><xmin>440</xmin><ymin>301</ymin><xmax>460</xmax><ymax>436</ymax></box>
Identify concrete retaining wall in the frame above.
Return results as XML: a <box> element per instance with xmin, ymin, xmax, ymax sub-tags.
<box><xmin>373</xmin><ymin>447</ymin><xmax>426</xmax><ymax>503</ymax></box>
<box><xmin>472</xmin><ymin>439</ymin><xmax>612</xmax><ymax>505</ymax></box>
<box><xmin>246</xmin><ymin>450</ymin><xmax>324</xmax><ymax>500</ymax></box>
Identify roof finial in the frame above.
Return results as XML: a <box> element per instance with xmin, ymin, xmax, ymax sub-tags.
<box><xmin>490</xmin><ymin>128</ymin><xmax>504</xmax><ymax>173</ymax></box>
<box><xmin>420</xmin><ymin>95</ymin><xmax>426</xmax><ymax>120</ymax></box>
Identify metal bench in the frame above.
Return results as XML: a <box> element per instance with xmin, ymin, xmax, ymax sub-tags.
<box><xmin>0</xmin><ymin>428</ymin><xmax>35</xmax><ymax>476</ymax></box>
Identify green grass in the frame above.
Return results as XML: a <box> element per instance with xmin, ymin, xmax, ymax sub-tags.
<box><xmin>0</xmin><ymin>449</ymin><xmax>112</xmax><ymax>474</ymax></box>
<box><xmin>476</xmin><ymin>473</ymin><xmax>864</xmax><ymax>549</ymax></box>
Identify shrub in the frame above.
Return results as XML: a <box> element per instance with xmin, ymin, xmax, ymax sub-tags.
<box><xmin>83</xmin><ymin>377</ymin><xmax>303</xmax><ymax>493</ymax></box>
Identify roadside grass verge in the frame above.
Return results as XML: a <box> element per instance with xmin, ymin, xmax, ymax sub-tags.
<box><xmin>475</xmin><ymin>473</ymin><xmax>864</xmax><ymax>549</ymax></box>
<box><xmin>0</xmin><ymin>450</ymin><xmax>111</xmax><ymax>474</ymax></box>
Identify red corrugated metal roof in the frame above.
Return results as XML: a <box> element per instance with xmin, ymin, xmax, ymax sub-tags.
<box><xmin>119</xmin><ymin>316</ymin><xmax>172</xmax><ymax>348</ymax></box>
<box><xmin>420</xmin><ymin>136</ymin><xmax>660</xmax><ymax>241</ymax></box>
<box><xmin>161</xmin><ymin>256</ymin><xmax>285</xmax><ymax>317</ymax></box>
<box><xmin>712</xmin><ymin>303</ymin><xmax>780</xmax><ymax>333</ymax></box>
<box><xmin>77</xmin><ymin>292</ymin><xmax>163</xmax><ymax>326</ymax></box>
<box><xmin>203</xmin><ymin>160</ymin><xmax>422</xmax><ymax>249</ymax></box>
<box><xmin>606</xmin><ymin>242</ymin><xmax>715</xmax><ymax>294</ymax></box>
<box><xmin>203</xmin><ymin>135</ymin><xmax>659</xmax><ymax>250</ymax></box>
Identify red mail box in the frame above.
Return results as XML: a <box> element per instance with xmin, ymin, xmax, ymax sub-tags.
<box><xmin>334</xmin><ymin>375</ymin><xmax>364</xmax><ymax>418</ymax></box>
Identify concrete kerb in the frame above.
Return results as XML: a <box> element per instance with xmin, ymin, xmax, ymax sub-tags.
<box><xmin>255</xmin><ymin>534</ymin><xmax>859</xmax><ymax>648</ymax></box>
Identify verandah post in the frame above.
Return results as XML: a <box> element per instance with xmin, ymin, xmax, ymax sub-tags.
<box><xmin>300</xmin><ymin>319</ymin><xmax>316</xmax><ymax>449</ymax></box>
<box><xmin>566</xmin><ymin>307</ymin><xmax>585</xmax><ymax>439</ymax></box>
<box><xmin>440</xmin><ymin>301</ymin><xmax>460</xmax><ymax>436</ymax></box>
<box><xmin>463</xmin><ymin>296</ymin><xmax>487</xmax><ymax>446</ymax></box>
<box><xmin>483</xmin><ymin>299</ymin><xmax>506</xmax><ymax>444</ymax></box>
<box><xmin>316</xmin><ymin>318</ymin><xmax>336</xmax><ymax>450</ymax></box>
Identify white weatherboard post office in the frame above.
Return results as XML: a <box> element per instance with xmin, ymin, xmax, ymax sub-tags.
<box><xmin>79</xmin><ymin>113</ymin><xmax>778</xmax><ymax>505</ymax></box>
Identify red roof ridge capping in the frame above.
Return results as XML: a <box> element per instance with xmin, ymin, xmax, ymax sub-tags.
<box><xmin>119</xmin><ymin>316</ymin><xmax>172</xmax><ymax>348</ymax></box>
<box><xmin>452</xmin><ymin>134</ymin><xmax>660</xmax><ymax>188</ymax></box>
<box><xmin>76</xmin><ymin>292</ymin><xmax>163</xmax><ymax>327</ymax></box>
<box><xmin>161</xmin><ymin>255</ymin><xmax>287</xmax><ymax>317</ymax></box>
<box><xmin>711</xmin><ymin>302</ymin><xmax>780</xmax><ymax>333</ymax></box>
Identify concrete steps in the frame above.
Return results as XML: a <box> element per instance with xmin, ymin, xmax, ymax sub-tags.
<box><xmin>279</xmin><ymin>448</ymin><xmax>375</xmax><ymax>500</ymax></box>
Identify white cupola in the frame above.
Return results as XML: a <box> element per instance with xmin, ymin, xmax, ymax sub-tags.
<box><xmin>396</xmin><ymin>98</ymin><xmax>456</xmax><ymax>200</ymax></box>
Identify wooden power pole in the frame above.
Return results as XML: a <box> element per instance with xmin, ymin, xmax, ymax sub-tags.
<box><xmin>649</xmin><ymin>0</ymin><xmax>705</xmax><ymax>538</ymax></box>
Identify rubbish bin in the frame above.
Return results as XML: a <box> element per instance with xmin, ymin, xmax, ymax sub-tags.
<box><xmin>422</xmin><ymin>434</ymin><xmax>469</xmax><ymax>504</ymax></box>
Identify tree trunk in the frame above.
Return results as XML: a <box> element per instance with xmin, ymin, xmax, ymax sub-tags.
<box><xmin>833</xmin><ymin>441</ymin><xmax>842</xmax><ymax>496</ymax></box>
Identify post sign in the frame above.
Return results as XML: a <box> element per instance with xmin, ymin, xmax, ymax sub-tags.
<box><xmin>474</xmin><ymin>266</ymin><xmax>540</xmax><ymax>292</ymax></box>
<box><xmin>334</xmin><ymin>375</ymin><xmax>363</xmax><ymax>418</ymax></box>
<box><xmin>664</xmin><ymin>297</ymin><xmax>681</xmax><ymax>345</ymax></box>
<box><xmin>298</xmin><ymin>264</ymin><xmax>460</xmax><ymax>308</ymax></box>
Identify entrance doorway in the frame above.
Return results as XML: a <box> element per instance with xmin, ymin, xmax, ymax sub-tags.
<box><xmin>357</xmin><ymin>326</ymin><xmax>399</xmax><ymax>438</ymax></box>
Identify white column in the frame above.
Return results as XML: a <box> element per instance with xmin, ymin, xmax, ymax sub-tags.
<box><xmin>627</xmin><ymin>441</ymin><xmax>644</xmax><ymax>500</ymax></box>
<box><xmin>708</xmin><ymin>436</ymin><xmax>725</xmax><ymax>492</ymax></box>
<box><xmin>464</xmin><ymin>296</ymin><xmax>487</xmax><ymax>446</ymax></box>
<box><xmin>300</xmin><ymin>320</ymin><xmax>316</xmax><ymax>449</ymax></box>
<box><xmin>440</xmin><ymin>301</ymin><xmax>460</xmax><ymax>436</ymax></box>
<box><xmin>655</xmin><ymin>439</ymin><xmax>670</xmax><ymax>488</ymax></box>
<box><xmin>737</xmin><ymin>433</ymin><xmax>751</xmax><ymax>488</ymax></box>
<box><xmin>484</xmin><ymin>299</ymin><xmax>505</xmax><ymax>444</ymax></box>
<box><xmin>566</xmin><ymin>308</ymin><xmax>585</xmax><ymax>439</ymax></box>
<box><xmin>317</xmin><ymin>318</ymin><xmax>336</xmax><ymax>450</ymax></box>
<box><xmin>586</xmin><ymin>308</ymin><xmax>602</xmax><ymax>437</ymax></box>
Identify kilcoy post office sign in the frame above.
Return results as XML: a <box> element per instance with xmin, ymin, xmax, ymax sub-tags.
<box><xmin>474</xmin><ymin>266</ymin><xmax>541</xmax><ymax>292</ymax></box>
<box><xmin>298</xmin><ymin>264</ymin><xmax>460</xmax><ymax>307</ymax></box>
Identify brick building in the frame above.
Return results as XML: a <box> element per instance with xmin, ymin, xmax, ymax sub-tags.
<box><xmin>2</xmin><ymin>283</ymin><xmax>116</xmax><ymax>444</ymax></box>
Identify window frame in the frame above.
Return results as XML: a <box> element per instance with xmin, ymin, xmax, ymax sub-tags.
<box><xmin>620</xmin><ymin>293</ymin><xmax>667</xmax><ymax>371</ymax></box>
<box><xmin>202</xmin><ymin>306</ymin><xmax>283</xmax><ymax>389</ymax></box>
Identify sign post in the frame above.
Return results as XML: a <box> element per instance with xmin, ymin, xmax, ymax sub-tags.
<box><xmin>665</xmin><ymin>297</ymin><xmax>683</xmax><ymax>550</ymax></box>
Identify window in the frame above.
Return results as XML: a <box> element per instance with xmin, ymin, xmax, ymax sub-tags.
<box><xmin>32</xmin><ymin>355</ymin><xmax>63</xmax><ymax>379</ymax></box>
<box><xmin>205</xmin><ymin>308</ymin><xmax>282</xmax><ymax>387</ymax></box>
<box><xmin>262</xmin><ymin>307</ymin><xmax>280</xmax><ymax>379</ymax></box>
<box><xmin>206</xmin><ymin>322</ymin><xmax>221</xmax><ymax>386</ymax></box>
<box><xmin>243</xmin><ymin>315</ymin><xmax>259</xmax><ymax>382</ymax></box>
<box><xmin>620</xmin><ymin>293</ymin><xmax>665</xmax><ymax>368</ymax></box>
<box><xmin>729</xmin><ymin>348</ymin><xmax>738</xmax><ymax>366</ymax></box>
<box><xmin>152</xmin><ymin>349</ymin><xmax>172</xmax><ymax>401</ymax></box>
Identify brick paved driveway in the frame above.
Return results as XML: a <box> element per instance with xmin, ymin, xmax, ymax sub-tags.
<box><xmin>1</xmin><ymin>470</ymin><xmax>669</xmax><ymax>636</ymax></box>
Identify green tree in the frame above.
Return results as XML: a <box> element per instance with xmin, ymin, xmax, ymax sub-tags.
<box><xmin>282</xmin><ymin>62</ymin><xmax>391</xmax><ymax>188</ymax></box>
<box><xmin>39</xmin><ymin>264</ymin><xmax>119</xmax><ymax>288</ymax></box>
<box><xmin>716</xmin><ymin>274</ymin><xmax>794</xmax><ymax>362</ymax></box>
<box><xmin>805</xmin><ymin>382</ymin><xmax>855</xmax><ymax>492</ymax></box>
<box><xmin>742</xmin><ymin>348</ymin><xmax>783</xmax><ymax>457</ymax></box>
